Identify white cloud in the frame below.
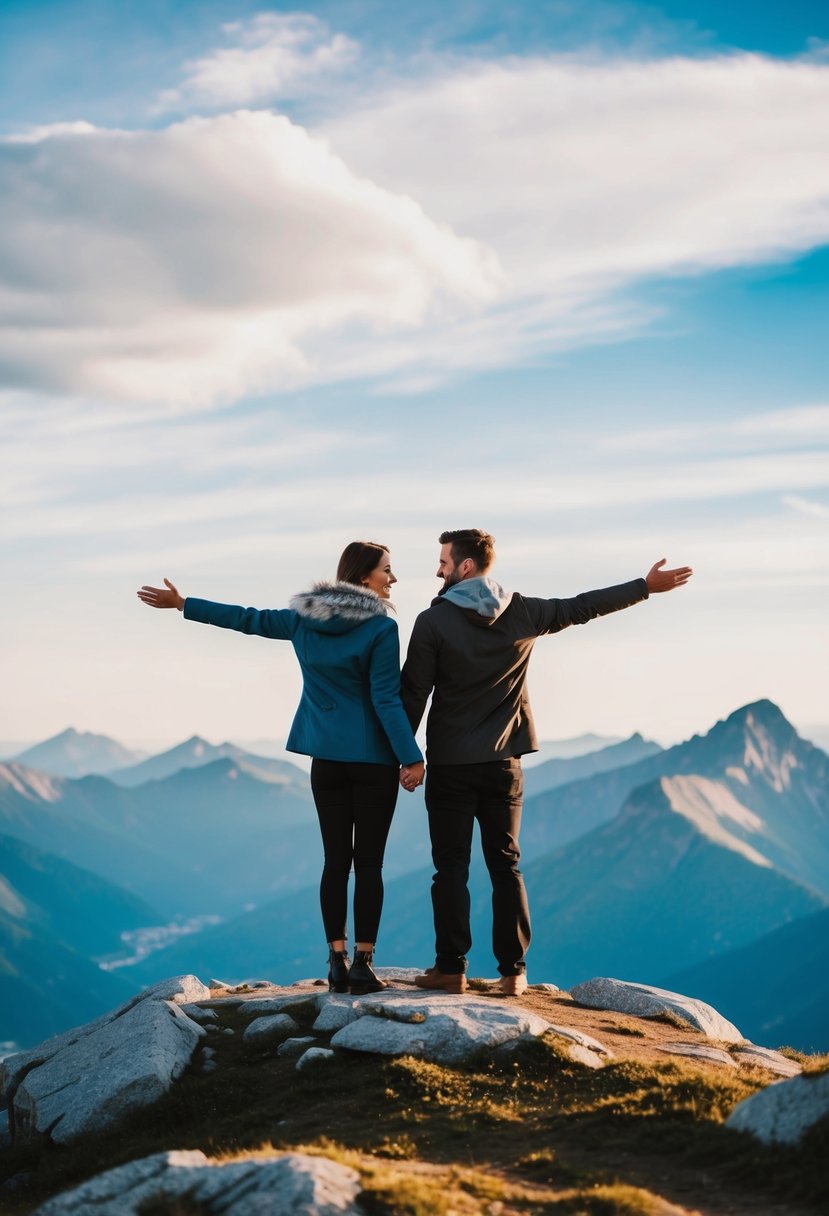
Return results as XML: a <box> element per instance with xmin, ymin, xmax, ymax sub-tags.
<box><xmin>0</xmin><ymin>113</ymin><xmax>498</xmax><ymax>406</ymax></box>
<box><xmin>783</xmin><ymin>494</ymin><xmax>829</xmax><ymax>518</ymax></box>
<box><xmin>156</xmin><ymin>12</ymin><xmax>359</xmax><ymax>111</ymax></box>
<box><xmin>597</xmin><ymin>405</ymin><xmax>829</xmax><ymax>455</ymax></box>
<box><xmin>323</xmin><ymin>52</ymin><xmax>829</xmax><ymax>341</ymax></box>
<box><xmin>4</xmin><ymin>51</ymin><xmax>829</xmax><ymax>408</ymax></box>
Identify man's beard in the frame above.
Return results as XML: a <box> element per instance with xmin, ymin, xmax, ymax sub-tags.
<box><xmin>441</xmin><ymin>570</ymin><xmax>462</xmax><ymax>592</ymax></box>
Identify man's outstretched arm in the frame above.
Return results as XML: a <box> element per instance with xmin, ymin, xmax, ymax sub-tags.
<box><xmin>529</xmin><ymin>557</ymin><xmax>693</xmax><ymax>635</ymax></box>
<box><xmin>645</xmin><ymin>559</ymin><xmax>693</xmax><ymax>593</ymax></box>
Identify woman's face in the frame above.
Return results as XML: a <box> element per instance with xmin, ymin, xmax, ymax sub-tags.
<box><xmin>363</xmin><ymin>550</ymin><xmax>397</xmax><ymax>599</ymax></box>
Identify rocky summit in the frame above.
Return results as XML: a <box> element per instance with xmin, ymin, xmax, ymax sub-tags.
<box><xmin>0</xmin><ymin>969</ymin><xmax>826</xmax><ymax>1216</ymax></box>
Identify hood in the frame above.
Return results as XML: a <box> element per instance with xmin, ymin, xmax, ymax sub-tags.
<box><xmin>440</xmin><ymin>576</ymin><xmax>512</xmax><ymax>620</ymax></box>
<box><xmin>290</xmin><ymin>581</ymin><xmax>390</xmax><ymax>634</ymax></box>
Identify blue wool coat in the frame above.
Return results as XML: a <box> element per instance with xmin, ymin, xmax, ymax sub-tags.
<box><xmin>184</xmin><ymin>582</ymin><xmax>423</xmax><ymax>767</ymax></box>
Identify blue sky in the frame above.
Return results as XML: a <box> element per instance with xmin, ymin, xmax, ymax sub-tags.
<box><xmin>2</xmin><ymin>1</ymin><xmax>827</xmax><ymax>751</ymax></box>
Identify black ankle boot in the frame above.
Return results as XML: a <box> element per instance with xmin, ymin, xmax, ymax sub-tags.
<box><xmin>327</xmin><ymin>947</ymin><xmax>350</xmax><ymax>993</ymax></box>
<box><xmin>347</xmin><ymin>949</ymin><xmax>387</xmax><ymax>995</ymax></box>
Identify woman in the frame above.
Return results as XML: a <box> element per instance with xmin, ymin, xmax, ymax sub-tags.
<box><xmin>137</xmin><ymin>541</ymin><xmax>424</xmax><ymax>995</ymax></box>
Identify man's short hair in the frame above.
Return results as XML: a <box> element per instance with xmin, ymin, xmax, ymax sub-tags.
<box><xmin>439</xmin><ymin>528</ymin><xmax>495</xmax><ymax>572</ymax></box>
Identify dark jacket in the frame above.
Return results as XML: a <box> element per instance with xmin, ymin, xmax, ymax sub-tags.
<box><xmin>184</xmin><ymin>582</ymin><xmax>423</xmax><ymax>767</ymax></box>
<box><xmin>401</xmin><ymin>578</ymin><xmax>648</xmax><ymax>765</ymax></box>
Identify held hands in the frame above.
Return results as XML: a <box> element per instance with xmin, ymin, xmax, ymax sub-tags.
<box><xmin>645</xmin><ymin>559</ymin><xmax>693</xmax><ymax>594</ymax></box>
<box><xmin>400</xmin><ymin>761</ymin><xmax>425</xmax><ymax>792</ymax></box>
<box><xmin>137</xmin><ymin>578</ymin><xmax>185</xmax><ymax>611</ymax></box>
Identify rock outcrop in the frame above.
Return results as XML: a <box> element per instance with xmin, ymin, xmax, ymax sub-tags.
<box><xmin>329</xmin><ymin>992</ymin><xmax>552</xmax><ymax>1065</ymax></box>
<box><xmin>726</xmin><ymin>1068</ymin><xmax>829</xmax><ymax>1145</ymax></box>
<box><xmin>570</xmin><ymin>977</ymin><xmax>743</xmax><ymax>1040</ymax></box>
<box><xmin>1</xmin><ymin>975</ymin><xmax>209</xmax><ymax>1147</ymax></box>
<box><xmin>31</xmin><ymin>1149</ymin><xmax>362</xmax><ymax>1215</ymax></box>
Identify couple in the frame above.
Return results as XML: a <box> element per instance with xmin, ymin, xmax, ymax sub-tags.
<box><xmin>138</xmin><ymin>530</ymin><xmax>692</xmax><ymax>998</ymax></box>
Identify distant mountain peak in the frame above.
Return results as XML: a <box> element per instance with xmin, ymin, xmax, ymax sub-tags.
<box><xmin>726</xmin><ymin>699</ymin><xmax>789</xmax><ymax>728</ymax></box>
<box><xmin>699</xmin><ymin>700</ymin><xmax>804</xmax><ymax>794</ymax></box>
<box><xmin>11</xmin><ymin>730</ymin><xmax>143</xmax><ymax>779</ymax></box>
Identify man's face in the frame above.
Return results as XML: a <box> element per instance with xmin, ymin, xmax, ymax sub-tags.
<box><xmin>437</xmin><ymin>543</ymin><xmax>463</xmax><ymax>590</ymax></box>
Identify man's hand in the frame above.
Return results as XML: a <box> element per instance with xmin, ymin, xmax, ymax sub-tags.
<box><xmin>400</xmin><ymin>761</ymin><xmax>425</xmax><ymax>792</ymax></box>
<box><xmin>645</xmin><ymin>559</ymin><xmax>693</xmax><ymax>594</ymax></box>
<box><xmin>137</xmin><ymin>578</ymin><xmax>184</xmax><ymax>611</ymax></box>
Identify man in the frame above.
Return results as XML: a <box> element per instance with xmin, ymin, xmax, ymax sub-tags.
<box><xmin>400</xmin><ymin>529</ymin><xmax>692</xmax><ymax>995</ymax></box>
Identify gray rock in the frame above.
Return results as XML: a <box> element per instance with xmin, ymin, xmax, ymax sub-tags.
<box><xmin>549</xmin><ymin>1040</ymin><xmax>606</xmax><ymax>1069</ymax></box>
<box><xmin>657</xmin><ymin>1042</ymin><xmax>738</xmax><ymax>1067</ymax></box>
<box><xmin>296</xmin><ymin>1047</ymin><xmax>336</xmax><ymax>1070</ymax></box>
<box><xmin>242</xmin><ymin>994</ymin><xmax>322</xmax><ymax>1016</ymax></box>
<box><xmin>208</xmin><ymin>978</ymin><xmax>231</xmax><ymax>990</ymax></box>
<box><xmin>726</xmin><ymin>1069</ymin><xmax>829</xmax><ymax>1145</ymax></box>
<box><xmin>547</xmin><ymin>1023</ymin><xmax>613</xmax><ymax>1057</ymax></box>
<box><xmin>12</xmin><ymin>1001</ymin><xmax>205</xmax><ymax>1146</ymax></box>
<box><xmin>0</xmin><ymin>1109</ymin><xmax>10</xmax><ymax>1151</ymax></box>
<box><xmin>31</xmin><ymin>1148</ymin><xmax>362</xmax><ymax>1215</ymax></box>
<box><xmin>180</xmin><ymin>1004</ymin><xmax>218</xmax><ymax>1025</ymax></box>
<box><xmin>242</xmin><ymin>1014</ymin><xmax>297</xmax><ymax>1045</ymax></box>
<box><xmin>1</xmin><ymin>975</ymin><xmax>210</xmax><ymax>1097</ymax></box>
<box><xmin>331</xmin><ymin>994</ymin><xmax>550</xmax><ymax>1065</ymax></box>
<box><xmin>570</xmin><ymin>978</ymin><xmax>743</xmax><ymax>1042</ymax></box>
<box><xmin>277</xmin><ymin>1037</ymin><xmax>317</xmax><ymax>1059</ymax></box>
<box><xmin>731</xmin><ymin>1045</ymin><xmax>802</xmax><ymax>1077</ymax></box>
<box><xmin>530</xmin><ymin>983</ymin><xmax>561</xmax><ymax>994</ymax></box>
<box><xmin>515</xmin><ymin>1023</ymin><xmax>613</xmax><ymax>1070</ymax></box>
<box><xmin>313</xmin><ymin>998</ymin><xmax>363</xmax><ymax>1032</ymax></box>
<box><xmin>374</xmin><ymin>966</ymin><xmax>424</xmax><ymax>983</ymax></box>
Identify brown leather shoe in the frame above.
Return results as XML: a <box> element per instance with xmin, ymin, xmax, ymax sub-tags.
<box><xmin>414</xmin><ymin>967</ymin><xmax>467</xmax><ymax>994</ymax></box>
<box><xmin>497</xmin><ymin>972</ymin><xmax>528</xmax><ymax>996</ymax></box>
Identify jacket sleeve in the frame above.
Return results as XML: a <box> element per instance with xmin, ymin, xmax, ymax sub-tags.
<box><xmin>183</xmin><ymin>597</ymin><xmax>297</xmax><ymax>640</ymax></box>
<box><xmin>368</xmin><ymin>623</ymin><xmax>424</xmax><ymax>765</ymax></box>
<box><xmin>523</xmin><ymin>578</ymin><xmax>649</xmax><ymax>636</ymax></box>
<box><xmin>400</xmin><ymin>614</ymin><xmax>438</xmax><ymax>733</ymax></box>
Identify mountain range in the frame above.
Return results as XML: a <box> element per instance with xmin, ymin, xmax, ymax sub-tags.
<box><xmin>12</xmin><ymin>728</ymin><xmax>145</xmax><ymax>778</ymax></box>
<box><xmin>121</xmin><ymin>701</ymin><xmax>829</xmax><ymax>1056</ymax></box>
<box><xmin>1</xmin><ymin>700</ymin><xmax>827</xmax><ymax>1053</ymax></box>
<box><xmin>523</xmin><ymin>732</ymin><xmax>661</xmax><ymax>797</ymax></box>
<box><xmin>0</xmin><ymin>754</ymin><xmax>319</xmax><ymax>916</ymax></box>
<box><xmin>0</xmin><ymin>833</ymin><xmax>144</xmax><ymax>1046</ymax></box>
<box><xmin>668</xmin><ymin>904</ymin><xmax>829</xmax><ymax>1054</ymax></box>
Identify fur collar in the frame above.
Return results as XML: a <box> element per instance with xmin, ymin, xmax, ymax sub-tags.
<box><xmin>290</xmin><ymin>581</ymin><xmax>390</xmax><ymax>622</ymax></box>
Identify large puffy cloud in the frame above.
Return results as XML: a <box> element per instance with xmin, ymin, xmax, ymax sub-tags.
<box><xmin>0</xmin><ymin>112</ymin><xmax>498</xmax><ymax>404</ymax></box>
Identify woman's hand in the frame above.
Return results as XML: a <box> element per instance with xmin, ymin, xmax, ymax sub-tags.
<box><xmin>137</xmin><ymin>578</ymin><xmax>184</xmax><ymax>611</ymax></box>
<box><xmin>400</xmin><ymin>761</ymin><xmax>425</xmax><ymax>792</ymax></box>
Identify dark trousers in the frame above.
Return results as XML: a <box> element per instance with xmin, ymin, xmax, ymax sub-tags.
<box><xmin>310</xmin><ymin>759</ymin><xmax>399</xmax><ymax>944</ymax></box>
<box><xmin>425</xmin><ymin>759</ymin><xmax>531</xmax><ymax>976</ymax></box>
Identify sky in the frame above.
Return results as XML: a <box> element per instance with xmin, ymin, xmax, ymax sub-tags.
<box><xmin>2</xmin><ymin>0</ymin><xmax>828</xmax><ymax>753</ymax></box>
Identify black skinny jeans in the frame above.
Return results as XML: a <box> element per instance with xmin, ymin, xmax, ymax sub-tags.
<box><xmin>310</xmin><ymin>759</ymin><xmax>400</xmax><ymax>945</ymax></box>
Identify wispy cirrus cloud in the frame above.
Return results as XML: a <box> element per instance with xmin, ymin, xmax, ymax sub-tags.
<box><xmin>324</xmin><ymin>52</ymin><xmax>829</xmax><ymax>284</ymax></box>
<box><xmin>783</xmin><ymin>494</ymin><xmax>829</xmax><ymax>518</ymax></box>
<box><xmin>155</xmin><ymin>12</ymin><xmax>359</xmax><ymax>112</ymax></box>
